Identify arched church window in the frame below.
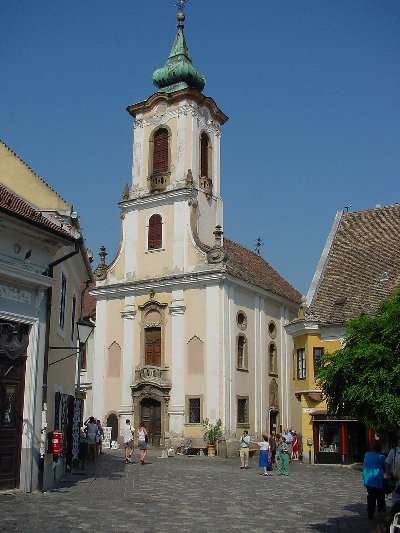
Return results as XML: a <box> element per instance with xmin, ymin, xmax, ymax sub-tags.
<box><xmin>237</xmin><ymin>334</ymin><xmax>248</xmax><ymax>371</ymax></box>
<box><xmin>148</xmin><ymin>214</ymin><xmax>162</xmax><ymax>250</ymax></box>
<box><xmin>200</xmin><ymin>132</ymin><xmax>210</xmax><ymax>178</ymax></box>
<box><xmin>152</xmin><ymin>128</ymin><xmax>169</xmax><ymax>175</ymax></box>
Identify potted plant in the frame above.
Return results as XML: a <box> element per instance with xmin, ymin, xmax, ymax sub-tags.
<box><xmin>202</xmin><ymin>418</ymin><xmax>222</xmax><ymax>457</ymax></box>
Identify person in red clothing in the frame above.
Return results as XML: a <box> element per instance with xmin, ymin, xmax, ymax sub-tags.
<box><xmin>291</xmin><ymin>431</ymin><xmax>300</xmax><ymax>461</ymax></box>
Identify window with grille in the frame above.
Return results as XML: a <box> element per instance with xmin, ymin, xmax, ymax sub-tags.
<box><xmin>144</xmin><ymin>327</ymin><xmax>161</xmax><ymax>367</ymax></box>
<box><xmin>237</xmin><ymin>335</ymin><xmax>248</xmax><ymax>370</ymax></box>
<box><xmin>200</xmin><ymin>132</ymin><xmax>210</xmax><ymax>178</ymax></box>
<box><xmin>148</xmin><ymin>214</ymin><xmax>162</xmax><ymax>250</ymax></box>
<box><xmin>313</xmin><ymin>347</ymin><xmax>324</xmax><ymax>375</ymax></box>
<box><xmin>152</xmin><ymin>128</ymin><xmax>169</xmax><ymax>175</ymax></box>
<box><xmin>296</xmin><ymin>348</ymin><xmax>306</xmax><ymax>380</ymax></box>
<box><xmin>237</xmin><ymin>397</ymin><xmax>248</xmax><ymax>424</ymax></box>
<box><xmin>188</xmin><ymin>398</ymin><xmax>201</xmax><ymax>424</ymax></box>
<box><xmin>59</xmin><ymin>273</ymin><xmax>67</xmax><ymax>330</ymax></box>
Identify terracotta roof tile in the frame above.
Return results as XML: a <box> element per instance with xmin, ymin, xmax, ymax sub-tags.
<box><xmin>0</xmin><ymin>184</ymin><xmax>74</xmax><ymax>240</ymax></box>
<box><xmin>224</xmin><ymin>238</ymin><xmax>302</xmax><ymax>305</ymax></box>
<box><xmin>307</xmin><ymin>204</ymin><xmax>400</xmax><ymax>324</ymax></box>
<box><xmin>81</xmin><ymin>282</ymin><xmax>96</xmax><ymax>319</ymax></box>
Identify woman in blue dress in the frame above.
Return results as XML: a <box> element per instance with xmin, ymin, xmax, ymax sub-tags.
<box><xmin>254</xmin><ymin>434</ymin><xmax>271</xmax><ymax>476</ymax></box>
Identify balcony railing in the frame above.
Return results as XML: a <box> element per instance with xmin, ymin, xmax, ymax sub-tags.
<box><xmin>199</xmin><ymin>176</ymin><xmax>213</xmax><ymax>197</ymax></box>
<box><xmin>134</xmin><ymin>366</ymin><xmax>170</xmax><ymax>386</ymax></box>
<box><xmin>148</xmin><ymin>173</ymin><xmax>169</xmax><ymax>193</ymax></box>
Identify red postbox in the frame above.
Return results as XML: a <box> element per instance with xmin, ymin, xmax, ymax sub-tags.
<box><xmin>48</xmin><ymin>431</ymin><xmax>63</xmax><ymax>456</ymax></box>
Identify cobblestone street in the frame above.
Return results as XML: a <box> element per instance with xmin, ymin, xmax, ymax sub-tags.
<box><xmin>0</xmin><ymin>450</ymin><xmax>373</xmax><ymax>532</ymax></box>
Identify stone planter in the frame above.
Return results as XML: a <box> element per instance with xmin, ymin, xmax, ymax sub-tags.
<box><xmin>207</xmin><ymin>445</ymin><xmax>216</xmax><ymax>457</ymax></box>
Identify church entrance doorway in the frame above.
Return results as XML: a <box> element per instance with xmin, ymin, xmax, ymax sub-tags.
<box><xmin>269</xmin><ymin>410</ymin><xmax>278</xmax><ymax>436</ymax></box>
<box><xmin>140</xmin><ymin>398</ymin><xmax>161</xmax><ymax>447</ymax></box>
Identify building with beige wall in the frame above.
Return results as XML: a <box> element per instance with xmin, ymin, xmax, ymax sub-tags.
<box><xmin>89</xmin><ymin>9</ymin><xmax>301</xmax><ymax>447</ymax></box>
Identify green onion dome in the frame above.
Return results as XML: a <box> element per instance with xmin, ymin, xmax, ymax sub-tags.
<box><xmin>152</xmin><ymin>12</ymin><xmax>206</xmax><ymax>94</ymax></box>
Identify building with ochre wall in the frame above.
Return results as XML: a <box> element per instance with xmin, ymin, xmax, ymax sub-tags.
<box><xmin>286</xmin><ymin>204</ymin><xmax>400</xmax><ymax>464</ymax></box>
<box><xmin>89</xmin><ymin>8</ymin><xmax>301</xmax><ymax>446</ymax></box>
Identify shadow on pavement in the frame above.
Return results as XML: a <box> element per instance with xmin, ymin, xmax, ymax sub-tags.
<box><xmin>48</xmin><ymin>450</ymin><xmax>125</xmax><ymax>493</ymax></box>
<box><xmin>308</xmin><ymin>502</ymin><xmax>371</xmax><ymax>532</ymax></box>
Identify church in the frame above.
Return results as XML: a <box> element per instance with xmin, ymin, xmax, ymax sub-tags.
<box><xmin>89</xmin><ymin>6</ymin><xmax>301</xmax><ymax>446</ymax></box>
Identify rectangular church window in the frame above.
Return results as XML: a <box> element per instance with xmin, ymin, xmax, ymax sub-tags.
<box><xmin>144</xmin><ymin>327</ymin><xmax>161</xmax><ymax>367</ymax></box>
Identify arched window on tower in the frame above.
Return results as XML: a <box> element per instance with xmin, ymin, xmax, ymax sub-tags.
<box><xmin>152</xmin><ymin>128</ymin><xmax>169</xmax><ymax>175</ymax></box>
<box><xmin>200</xmin><ymin>132</ymin><xmax>210</xmax><ymax>178</ymax></box>
<box><xmin>148</xmin><ymin>214</ymin><xmax>163</xmax><ymax>250</ymax></box>
<box><xmin>200</xmin><ymin>132</ymin><xmax>212</xmax><ymax>197</ymax></box>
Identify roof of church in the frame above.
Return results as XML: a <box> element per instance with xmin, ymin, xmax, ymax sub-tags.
<box><xmin>224</xmin><ymin>238</ymin><xmax>302</xmax><ymax>305</ymax></box>
<box><xmin>82</xmin><ymin>282</ymin><xmax>97</xmax><ymax>319</ymax></box>
<box><xmin>0</xmin><ymin>183</ymin><xmax>75</xmax><ymax>240</ymax></box>
<box><xmin>152</xmin><ymin>9</ymin><xmax>205</xmax><ymax>94</ymax></box>
<box><xmin>305</xmin><ymin>204</ymin><xmax>400</xmax><ymax>325</ymax></box>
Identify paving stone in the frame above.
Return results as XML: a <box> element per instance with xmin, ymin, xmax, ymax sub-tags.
<box><xmin>0</xmin><ymin>450</ymin><xmax>372</xmax><ymax>532</ymax></box>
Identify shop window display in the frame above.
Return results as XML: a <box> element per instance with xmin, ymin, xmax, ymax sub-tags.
<box><xmin>318</xmin><ymin>422</ymin><xmax>340</xmax><ymax>454</ymax></box>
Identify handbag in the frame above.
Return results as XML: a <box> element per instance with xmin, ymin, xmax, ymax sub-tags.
<box><xmin>145</xmin><ymin>434</ymin><xmax>149</xmax><ymax>444</ymax></box>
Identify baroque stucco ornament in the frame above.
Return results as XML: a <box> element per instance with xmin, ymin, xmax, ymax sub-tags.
<box><xmin>134</xmin><ymin>103</ymin><xmax>221</xmax><ymax>137</ymax></box>
<box><xmin>188</xmin><ymin>198</ymin><xmax>226</xmax><ymax>264</ymax></box>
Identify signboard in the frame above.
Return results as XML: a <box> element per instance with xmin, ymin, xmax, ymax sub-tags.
<box><xmin>102</xmin><ymin>427</ymin><xmax>112</xmax><ymax>449</ymax></box>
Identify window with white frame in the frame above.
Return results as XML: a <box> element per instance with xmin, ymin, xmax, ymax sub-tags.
<box><xmin>296</xmin><ymin>348</ymin><xmax>306</xmax><ymax>380</ymax></box>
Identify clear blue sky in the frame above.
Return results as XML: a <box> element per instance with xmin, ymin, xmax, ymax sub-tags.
<box><xmin>1</xmin><ymin>0</ymin><xmax>399</xmax><ymax>294</ymax></box>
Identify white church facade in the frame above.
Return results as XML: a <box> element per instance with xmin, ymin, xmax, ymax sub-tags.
<box><xmin>88</xmin><ymin>7</ymin><xmax>301</xmax><ymax>446</ymax></box>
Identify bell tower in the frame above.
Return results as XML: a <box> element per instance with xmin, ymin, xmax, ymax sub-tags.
<box><xmin>125</xmin><ymin>2</ymin><xmax>228</xmax><ymax>253</ymax></box>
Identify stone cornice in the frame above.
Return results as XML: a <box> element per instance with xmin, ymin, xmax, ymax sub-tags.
<box><xmin>284</xmin><ymin>320</ymin><xmax>320</xmax><ymax>337</ymax></box>
<box><xmin>90</xmin><ymin>269</ymin><xmax>225</xmax><ymax>300</ymax></box>
<box><xmin>119</xmin><ymin>186</ymin><xmax>197</xmax><ymax>212</ymax></box>
<box><xmin>0</xmin><ymin>262</ymin><xmax>53</xmax><ymax>290</ymax></box>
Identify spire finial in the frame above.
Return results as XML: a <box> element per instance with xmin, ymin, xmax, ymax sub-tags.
<box><xmin>176</xmin><ymin>0</ymin><xmax>187</xmax><ymax>27</ymax></box>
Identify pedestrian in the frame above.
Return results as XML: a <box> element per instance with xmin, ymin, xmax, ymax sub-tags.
<box><xmin>138</xmin><ymin>422</ymin><xmax>148</xmax><ymax>465</ymax></box>
<box><xmin>285</xmin><ymin>429</ymin><xmax>293</xmax><ymax>460</ymax></box>
<box><xmin>239</xmin><ymin>429</ymin><xmax>251</xmax><ymax>470</ymax></box>
<box><xmin>269</xmin><ymin>433</ymin><xmax>277</xmax><ymax>468</ymax></box>
<box><xmin>84</xmin><ymin>416</ymin><xmax>98</xmax><ymax>461</ymax></box>
<box><xmin>252</xmin><ymin>434</ymin><xmax>271</xmax><ymax>476</ymax></box>
<box><xmin>78</xmin><ymin>427</ymin><xmax>88</xmax><ymax>470</ymax></box>
<box><xmin>123</xmin><ymin>419</ymin><xmax>134</xmax><ymax>464</ymax></box>
<box><xmin>385</xmin><ymin>435</ymin><xmax>400</xmax><ymax>527</ymax></box>
<box><xmin>291</xmin><ymin>431</ymin><xmax>299</xmax><ymax>461</ymax></box>
<box><xmin>362</xmin><ymin>440</ymin><xmax>386</xmax><ymax>520</ymax></box>
<box><xmin>277</xmin><ymin>436</ymin><xmax>290</xmax><ymax>476</ymax></box>
<box><xmin>96</xmin><ymin>419</ymin><xmax>104</xmax><ymax>456</ymax></box>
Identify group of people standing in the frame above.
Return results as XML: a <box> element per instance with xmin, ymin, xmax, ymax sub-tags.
<box><xmin>362</xmin><ymin>436</ymin><xmax>400</xmax><ymax>527</ymax></box>
<box><xmin>80</xmin><ymin>417</ymin><xmax>104</xmax><ymax>463</ymax></box>
<box><xmin>239</xmin><ymin>430</ymin><xmax>297</xmax><ymax>476</ymax></box>
<box><xmin>123</xmin><ymin>419</ymin><xmax>149</xmax><ymax>465</ymax></box>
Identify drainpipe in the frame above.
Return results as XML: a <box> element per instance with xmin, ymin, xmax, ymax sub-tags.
<box><xmin>38</xmin><ymin>240</ymin><xmax>80</xmax><ymax>492</ymax></box>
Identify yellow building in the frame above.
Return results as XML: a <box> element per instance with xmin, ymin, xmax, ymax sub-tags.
<box><xmin>286</xmin><ymin>205</ymin><xmax>400</xmax><ymax>464</ymax></box>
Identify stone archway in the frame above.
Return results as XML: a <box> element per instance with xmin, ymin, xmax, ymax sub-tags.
<box><xmin>131</xmin><ymin>384</ymin><xmax>170</xmax><ymax>447</ymax></box>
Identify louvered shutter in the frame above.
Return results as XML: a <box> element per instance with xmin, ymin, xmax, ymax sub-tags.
<box><xmin>145</xmin><ymin>327</ymin><xmax>161</xmax><ymax>367</ymax></box>
<box><xmin>200</xmin><ymin>133</ymin><xmax>209</xmax><ymax>177</ymax></box>
<box><xmin>148</xmin><ymin>214</ymin><xmax>162</xmax><ymax>250</ymax></box>
<box><xmin>153</xmin><ymin>129</ymin><xmax>169</xmax><ymax>174</ymax></box>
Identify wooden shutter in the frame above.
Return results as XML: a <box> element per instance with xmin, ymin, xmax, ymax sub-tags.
<box><xmin>153</xmin><ymin>129</ymin><xmax>169</xmax><ymax>174</ymax></box>
<box><xmin>200</xmin><ymin>133</ymin><xmax>209</xmax><ymax>177</ymax></box>
<box><xmin>148</xmin><ymin>214</ymin><xmax>162</xmax><ymax>250</ymax></box>
<box><xmin>145</xmin><ymin>327</ymin><xmax>161</xmax><ymax>367</ymax></box>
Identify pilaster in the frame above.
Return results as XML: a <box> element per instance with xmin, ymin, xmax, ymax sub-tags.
<box><xmin>92</xmin><ymin>299</ymin><xmax>107</xmax><ymax>423</ymax></box>
<box><xmin>168</xmin><ymin>290</ymin><xmax>186</xmax><ymax>435</ymax></box>
<box><xmin>120</xmin><ymin>297</ymin><xmax>136</xmax><ymax>421</ymax></box>
<box><xmin>206</xmin><ymin>284</ymin><xmax>220</xmax><ymax>422</ymax></box>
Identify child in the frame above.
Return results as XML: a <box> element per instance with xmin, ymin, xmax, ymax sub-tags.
<box><xmin>253</xmin><ymin>434</ymin><xmax>271</xmax><ymax>476</ymax></box>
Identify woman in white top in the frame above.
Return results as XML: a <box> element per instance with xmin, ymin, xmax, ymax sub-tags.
<box><xmin>84</xmin><ymin>417</ymin><xmax>98</xmax><ymax>462</ymax></box>
<box><xmin>137</xmin><ymin>423</ymin><xmax>148</xmax><ymax>465</ymax></box>
<box><xmin>252</xmin><ymin>434</ymin><xmax>271</xmax><ymax>476</ymax></box>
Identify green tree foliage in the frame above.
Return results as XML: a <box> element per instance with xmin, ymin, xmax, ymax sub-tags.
<box><xmin>317</xmin><ymin>288</ymin><xmax>400</xmax><ymax>434</ymax></box>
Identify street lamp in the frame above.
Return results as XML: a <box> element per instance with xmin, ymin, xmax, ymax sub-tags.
<box><xmin>76</xmin><ymin>318</ymin><xmax>94</xmax><ymax>345</ymax></box>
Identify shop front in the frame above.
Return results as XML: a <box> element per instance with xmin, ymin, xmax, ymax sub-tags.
<box><xmin>313</xmin><ymin>415</ymin><xmax>366</xmax><ymax>464</ymax></box>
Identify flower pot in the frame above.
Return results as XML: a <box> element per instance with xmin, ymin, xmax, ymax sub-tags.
<box><xmin>208</xmin><ymin>445</ymin><xmax>216</xmax><ymax>457</ymax></box>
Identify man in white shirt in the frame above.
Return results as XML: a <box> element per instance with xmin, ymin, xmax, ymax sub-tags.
<box><xmin>123</xmin><ymin>419</ymin><xmax>135</xmax><ymax>464</ymax></box>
